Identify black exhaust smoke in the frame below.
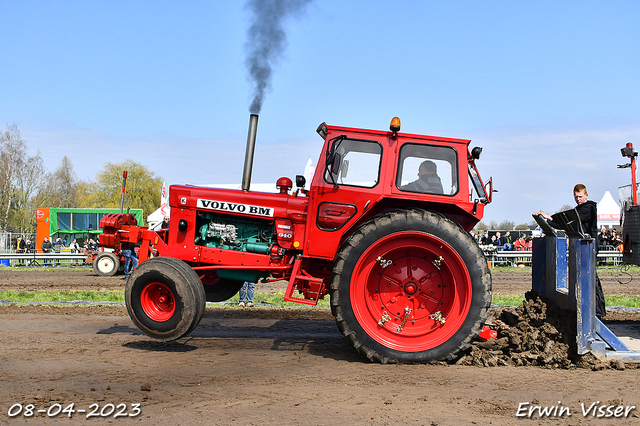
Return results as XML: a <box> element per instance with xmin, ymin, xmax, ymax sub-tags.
<box><xmin>241</xmin><ymin>1</ymin><xmax>312</xmax><ymax>190</ymax></box>
<box><xmin>242</xmin><ymin>114</ymin><xmax>259</xmax><ymax>191</ymax></box>
<box><xmin>245</xmin><ymin>0</ymin><xmax>313</xmax><ymax>114</ymax></box>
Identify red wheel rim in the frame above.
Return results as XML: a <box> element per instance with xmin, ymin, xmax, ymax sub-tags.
<box><xmin>140</xmin><ymin>282</ymin><xmax>176</xmax><ymax>322</ymax></box>
<box><xmin>350</xmin><ymin>231</ymin><xmax>471</xmax><ymax>352</ymax></box>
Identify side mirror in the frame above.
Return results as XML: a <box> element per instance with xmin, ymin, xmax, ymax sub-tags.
<box><xmin>484</xmin><ymin>178</ymin><xmax>495</xmax><ymax>203</ymax></box>
<box><xmin>295</xmin><ymin>175</ymin><xmax>306</xmax><ymax>188</ymax></box>
<box><xmin>332</xmin><ymin>153</ymin><xmax>342</xmax><ymax>175</ymax></box>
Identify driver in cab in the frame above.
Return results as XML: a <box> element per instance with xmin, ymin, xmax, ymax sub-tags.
<box><xmin>401</xmin><ymin>160</ymin><xmax>443</xmax><ymax>194</ymax></box>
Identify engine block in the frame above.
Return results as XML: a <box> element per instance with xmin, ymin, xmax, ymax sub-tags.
<box><xmin>195</xmin><ymin>211</ymin><xmax>274</xmax><ymax>254</ymax></box>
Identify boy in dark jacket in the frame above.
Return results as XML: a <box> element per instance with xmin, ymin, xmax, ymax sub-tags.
<box><xmin>535</xmin><ymin>184</ymin><xmax>605</xmax><ymax>317</ymax></box>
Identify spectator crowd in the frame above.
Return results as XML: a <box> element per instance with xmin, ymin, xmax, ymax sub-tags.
<box><xmin>475</xmin><ymin>230</ymin><xmax>533</xmax><ymax>251</ymax></box>
<box><xmin>14</xmin><ymin>236</ymin><xmax>97</xmax><ymax>254</ymax></box>
<box><xmin>475</xmin><ymin>227</ymin><xmax>624</xmax><ymax>253</ymax></box>
<box><xmin>597</xmin><ymin>228</ymin><xmax>622</xmax><ymax>251</ymax></box>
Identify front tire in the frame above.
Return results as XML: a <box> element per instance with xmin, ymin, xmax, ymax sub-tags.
<box><xmin>125</xmin><ymin>257</ymin><xmax>206</xmax><ymax>340</ymax></box>
<box><xmin>93</xmin><ymin>252</ymin><xmax>120</xmax><ymax>276</ymax></box>
<box><xmin>330</xmin><ymin>209</ymin><xmax>491</xmax><ymax>363</ymax></box>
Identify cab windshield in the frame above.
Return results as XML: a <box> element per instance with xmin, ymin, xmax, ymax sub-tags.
<box><xmin>324</xmin><ymin>138</ymin><xmax>382</xmax><ymax>188</ymax></box>
<box><xmin>469</xmin><ymin>161</ymin><xmax>490</xmax><ymax>203</ymax></box>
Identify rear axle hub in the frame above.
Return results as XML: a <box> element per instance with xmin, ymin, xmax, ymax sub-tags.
<box><xmin>404</xmin><ymin>281</ymin><xmax>418</xmax><ymax>295</ymax></box>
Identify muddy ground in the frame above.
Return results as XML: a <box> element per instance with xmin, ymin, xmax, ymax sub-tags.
<box><xmin>1</xmin><ymin>268</ymin><xmax>639</xmax><ymax>425</ymax></box>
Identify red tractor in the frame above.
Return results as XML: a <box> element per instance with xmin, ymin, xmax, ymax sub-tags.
<box><xmin>100</xmin><ymin>116</ymin><xmax>493</xmax><ymax>363</ymax></box>
<box><xmin>88</xmin><ymin>213</ymin><xmax>139</xmax><ymax>276</ymax></box>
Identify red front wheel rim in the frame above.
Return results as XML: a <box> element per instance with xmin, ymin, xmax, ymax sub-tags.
<box><xmin>350</xmin><ymin>231</ymin><xmax>472</xmax><ymax>352</ymax></box>
<box><xmin>141</xmin><ymin>282</ymin><xmax>176</xmax><ymax>322</ymax></box>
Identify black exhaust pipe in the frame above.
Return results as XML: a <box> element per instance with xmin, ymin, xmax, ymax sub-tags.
<box><xmin>242</xmin><ymin>114</ymin><xmax>259</xmax><ymax>191</ymax></box>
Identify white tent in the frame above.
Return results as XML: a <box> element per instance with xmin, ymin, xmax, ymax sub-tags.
<box><xmin>147</xmin><ymin>208</ymin><xmax>166</xmax><ymax>231</ymax></box>
<box><xmin>303</xmin><ymin>157</ymin><xmax>315</xmax><ymax>190</ymax></box>
<box><xmin>597</xmin><ymin>190</ymin><xmax>620</xmax><ymax>229</ymax></box>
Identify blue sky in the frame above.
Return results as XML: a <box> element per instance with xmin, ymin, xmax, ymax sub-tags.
<box><xmin>1</xmin><ymin>0</ymin><xmax>639</xmax><ymax>226</ymax></box>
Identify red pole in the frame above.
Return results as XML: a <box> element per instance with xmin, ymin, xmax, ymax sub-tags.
<box><xmin>628</xmin><ymin>143</ymin><xmax>637</xmax><ymax>206</ymax></box>
<box><xmin>120</xmin><ymin>171</ymin><xmax>128</xmax><ymax>213</ymax></box>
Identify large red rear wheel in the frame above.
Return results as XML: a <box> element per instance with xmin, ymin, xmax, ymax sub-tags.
<box><xmin>330</xmin><ymin>209</ymin><xmax>491</xmax><ymax>363</ymax></box>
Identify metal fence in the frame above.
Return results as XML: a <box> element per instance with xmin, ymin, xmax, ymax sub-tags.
<box><xmin>0</xmin><ymin>252</ymin><xmax>90</xmax><ymax>267</ymax></box>
<box><xmin>485</xmin><ymin>249</ymin><xmax>622</xmax><ymax>267</ymax></box>
<box><xmin>0</xmin><ymin>232</ymin><xmax>36</xmax><ymax>254</ymax></box>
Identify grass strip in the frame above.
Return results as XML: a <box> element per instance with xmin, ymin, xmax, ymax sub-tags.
<box><xmin>604</xmin><ymin>294</ymin><xmax>640</xmax><ymax>308</ymax></box>
<box><xmin>1</xmin><ymin>290</ymin><xmax>638</xmax><ymax>308</ymax></box>
<box><xmin>492</xmin><ymin>294</ymin><xmax>640</xmax><ymax>308</ymax></box>
<box><xmin>0</xmin><ymin>290</ymin><xmax>330</xmax><ymax>306</ymax></box>
<box><xmin>1</xmin><ymin>264</ymin><xmax>92</xmax><ymax>270</ymax></box>
<box><xmin>0</xmin><ymin>290</ymin><xmax>124</xmax><ymax>303</ymax></box>
<box><xmin>492</xmin><ymin>295</ymin><xmax>527</xmax><ymax>306</ymax></box>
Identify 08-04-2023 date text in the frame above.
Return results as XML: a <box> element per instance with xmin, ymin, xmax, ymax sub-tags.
<box><xmin>7</xmin><ymin>402</ymin><xmax>141</xmax><ymax>419</ymax></box>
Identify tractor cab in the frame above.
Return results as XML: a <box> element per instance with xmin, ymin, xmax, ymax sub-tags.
<box><xmin>303</xmin><ymin>117</ymin><xmax>493</xmax><ymax>259</ymax></box>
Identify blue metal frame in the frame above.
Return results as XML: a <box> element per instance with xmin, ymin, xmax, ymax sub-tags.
<box><xmin>532</xmin><ymin>234</ymin><xmax>640</xmax><ymax>361</ymax></box>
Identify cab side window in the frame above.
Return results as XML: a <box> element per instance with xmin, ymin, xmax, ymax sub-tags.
<box><xmin>397</xmin><ymin>144</ymin><xmax>458</xmax><ymax>196</ymax></box>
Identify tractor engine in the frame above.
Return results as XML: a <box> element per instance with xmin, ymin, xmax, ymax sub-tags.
<box><xmin>194</xmin><ymin>211</ymin><xmax>275</xmax><ymax>255</ymax></box>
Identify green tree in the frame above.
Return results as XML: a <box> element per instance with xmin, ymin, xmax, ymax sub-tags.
<box><xmin>82</xmin><ymin>160</ymin><xmax>163</xmax><ymax>224</ymax></box>
<box><xmin>515</xmin><ymin>223</ymin><xmax>531</xmax><ymax>230</ymax></box>
<box><xmin>75</xmin><ymin>181</ymin><xmax>93</xmax><ymax>208</ymax></box>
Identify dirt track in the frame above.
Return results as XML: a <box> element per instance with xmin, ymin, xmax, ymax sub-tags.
<box><xmin>1</xmin><ymin>268</ymin><xmax>640</xmax><ymax>425</ymax></box>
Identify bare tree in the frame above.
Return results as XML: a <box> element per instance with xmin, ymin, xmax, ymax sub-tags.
<box><xmin>13</xmin><ymin>154</ymin><xmax>47</xmax><ymax>233</ymax></box>
<box><xmin>0</xmin><ymin>123</ymin><xmax>47</xmax><ymax>233</ymax></box>
<box><xmin>556</xmin><ymin>204</ymin><xmax>574</xmax><ymax>213</ymax></box>
<box><xmin>0</xmin><ymin>124</ymin><xmax>28</xmax><ymax>232</ymax></box>
<box><xmin>474</xmin><ymin>221</ymin><xmax>487</xmax><ymax>231</ymax></box>
<box><xmin>44</xmin><ymin>156</ymin><xmax>79</xmax><ymax>208</ymax></box>
<box><xmin>497</xmin><ymin>220</ymin><xmax>515</xmax><ymax>230</ymax></box>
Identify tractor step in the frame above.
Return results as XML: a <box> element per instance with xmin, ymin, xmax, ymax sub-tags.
<box><xmin>284</xmin><ymin>257</ymin><xmax>325</xmax><ymax>306</ymax></box>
